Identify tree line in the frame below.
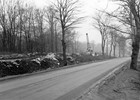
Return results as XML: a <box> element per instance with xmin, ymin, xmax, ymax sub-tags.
<box><xmin>93</xmin><ymin>0</ymin><xmax>140</xmax><ymax>70</ymax></box>
<box><xmin>93</xmin><ymin>11</ymin><xmax>128</xmax><ymax>57</ymax></box>
<box><xmin>0</xmin><ymin>0</ymin><xmax>80</xmax><ymax>56</ymax></box>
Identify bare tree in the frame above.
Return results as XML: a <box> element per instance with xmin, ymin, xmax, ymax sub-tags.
<box><xmin>0</xmin><ymin>0</ymin><xmax>8</xmax><ymax>51</ymax></box>
<box><xmin>93</xmin><ymin>12</ymin><xmax>110</xmax><ymax>55</ymax></box>
<box><xmin>65</xmin><ymin>30</ymin><xmax>77</xmax><ymax>53</ymax></box>
<box><xmin>108</xmin><ymin>0</ymin><xmax>140</xmax><ymax>70</ymax></box>
<box><xmin>117</xmin><ymin>35</ymin><xmax>127</xmax><ymax>57</ymax></box>
<box><xmin>128</xmin><ymin>0</ymin><xmax>140</xmax><ymax>70</ymax></box>
<box><xmin>0</xmin><ymin>0</ymin><xmax>82</xmax><ymax>55</ymax></box>
<box><xmin>54</xmin><ymin>0</ymin><xmax>82</xmax><ymax>66</ymax></box>
<box><xmin>0</xmin><ymin>0</ymin><xmax>19</xmax><ymax>52</ymax></box>
<box><xmin>34</xmin><ymin>9</ymin><xmax>45</xmax><ymax>53</ymax></box>
<box><xmin>16</xmin><ymin>0</ymin><xmax>25</xmax><ymax>52</ymax></box>
<box><xmin>108</xmin><ymin>26</ymin><xmax>119</xmax><ymax>57</ymax></box>
<box><xmin>44</xmin><ymin>5</ymin><xmax>58</xmax><ymax>53</ymax></box>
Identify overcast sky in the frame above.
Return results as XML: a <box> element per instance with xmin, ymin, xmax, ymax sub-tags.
<box><xmin>31</xmin><ymin>0</ymin><xmax>118</xmax><ymax>44</ymax></box>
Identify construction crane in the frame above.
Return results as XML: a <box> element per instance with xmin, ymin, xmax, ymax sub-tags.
<box><xmin>86</xmin><ymin>33</ymin><xmax>93</xmax><ymax>54</ymax></box>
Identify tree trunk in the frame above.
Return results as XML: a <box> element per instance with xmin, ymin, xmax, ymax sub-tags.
<box><xmin>113</xmin><ymin>45</ymin><xmax>116</xmax><ymax>57</ymax></box>
<box><xmin>62</xmin><ymin>28</ymin><xmax>67</xmax><ymax>66</ymax></box>
<box><xmin>2</xmin><ymin>28</ymin><xmax>7</xmax><ymax>51</ymax></box>
<box><xmin>109</xmin><ymin>43</ymin><xmax>113</xmax><ymax>56</ymax></box>
<box><xmin>19</xmin><ymin>29</ymin><xmax>22</xmax><ymax>53</ymax></box>
<box><xmin>130</xmin><ymin>36</ymin><xmax>140</xmax><ymax>70</ymax></box>
<box><xmin>55</xmin><ymin>31</ymin><xmax>58</xmax><ymax>53</ymax></box>
<box><xmin>102</xmin><ymin>37</ymin><xmax>105</xmax><ymax>55</ymax></box>
<box><xmin>50</xmin><ymin>24</ymin><xmax>54</xmax><ymax>52</ymax></box>
<box><xmin>129</xmin><ymin>0</ymin><xmax>140</xmax><ymax>70</ymax></box>
<box><xmin>55</xmin><ymin>23</ymin><xmax>58</xmax><ymax>53</ymax></box>
<box><xmin>118</xmin><ymin>43</ymin><xmax>121</xmax><ymax>57</ymax></box>
<box><xmin>106</xmin><ymin>39</ymin><xmax>109</xmax><ymax>56</ymax></box>
<box><xmin>102</xmin><ymin>45</ymin><xmax>104</xmax><ymax>55</ymax></box>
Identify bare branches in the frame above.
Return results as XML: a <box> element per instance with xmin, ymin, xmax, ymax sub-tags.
<box><xmin>92</xmin><ymin>12</ymin><xmax>110</xmax><ymax>55</ymax></box>
<box><xmin>110</xmin><ymin>0</ymin><xmax>140</xmax><ymax>69</ymax></box>
<box><xmin>52</xmin><ymin>0</ymin><xmax>82</xmax><ymax>65</ymax></box>
<box><xmin>54</xmin><ymin>0</ymin><xmax>82</xmax><ymax>30</ymax></box>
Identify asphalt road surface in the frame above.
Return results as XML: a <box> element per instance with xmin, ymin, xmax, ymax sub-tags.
<box><xmin>0</xmin><ymin>58</ymin><xmax>130</xmax><ymax>100</ymax></box>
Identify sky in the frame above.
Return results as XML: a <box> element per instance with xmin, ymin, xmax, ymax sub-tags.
<box><xmin>30</xmin><ymin>0</ymin><xmax>118</xmax><ymax>44</ymax></box>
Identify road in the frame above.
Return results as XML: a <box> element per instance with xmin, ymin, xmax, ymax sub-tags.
<box><xmin>0</xmin><ymin>58</ymin><xmax>130</xmax><ymax>100</ymax></box>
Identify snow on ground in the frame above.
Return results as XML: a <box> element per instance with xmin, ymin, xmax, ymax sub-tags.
<box><xmin>77</xmin><ymin>68</ymin><xmax>140</xmax><ymax>100</ymax></box>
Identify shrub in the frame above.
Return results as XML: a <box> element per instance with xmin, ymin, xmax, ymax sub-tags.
<box><xmin>40</xmin><ymin>58</ymin><xmax>59</xmax><ymax>69</ymax></box>
<box><xmin>28</xmin><ymin>61</ymin><xmax>41</xmax><ymax>72</ymax></box>
<box><xmin>76</xmin><ymin>54</ymin><xmax>95</xmax><ymax>63</ymax></box>
<box><xmin>0</xmin><ymin>61</ymin><xmax>20</xmax><ymax>76</ymax></box>
<box><xmin>18</xmin><ymin>60</ymin><xmax>30</xmax><ymax>74</ymax></box>
<box><xmin>0</xmin><ymin>62</ymin><xmax>8</xmax><ymax>77</ymax></box>
<box><xmin>8</xmin><ymin>62</ymin><xmax>19</xmax><ymax>75</ymax></box>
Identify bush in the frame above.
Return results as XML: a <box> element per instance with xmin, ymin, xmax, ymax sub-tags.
<box><xmin>41</xmin><ymin>58</ymin><xmax>59</xmax><ymax>69</ymax></box>
<box><xmin>17</xmin><ymin>60</ymin><xmax>30</xmax><ymax>74</ymax></box>
<box><xmin>76</xmin><ymin>54</ymin><xmax>95</xmax><ymax>63</ymax></box>
<box><xmin>0</xmin><ymin>62</ymin><xmax>9</xmax><ymax>77</ymax></box>
<box><xmin>0</xmin><ymin>53</ymin><xmax>62</xmax><ymax>78</ymax></box>
<box><xmin>8</xmin><ymin>62</ymin><xmax>19</xmax><ymax>75</ymax></box>
<box><xmin>0</xmin><ymin>52</ymin><xmax>115</xmax><ymax>78</ymax></box>
<box><xmin>55</xmin><ymin>54</ymin><xmax>63</xmax><ymax>67</ymax></box>
<box><xmin>40</xmin><ymin>58</ymin><xmax>50</xmax><ymax>69</ymax></box>
<box><xmin>28</xmin><ymin>61</ymin><xmax>41</xmax><ymax>72</ymax></box>
<box><xmin>67</xmin><ymin>56</ymin><xmax>75</xmax><ymax>65</ymax></box>
<box><xmin>0</xmin><ymin>61</ymin><xmax>20</xmax><ymax>77</ymax></box>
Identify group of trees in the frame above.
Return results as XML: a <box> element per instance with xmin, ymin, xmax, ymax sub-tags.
<box><xmin>0</xmin><ymin>0</ymin><xmax>45</xmax><ymax>53</ymax></box>
<box><xmin>1</xmin><ymin>0</ymin><xmax>140</xmax><ymax>69</ymax></box>
<box><xmin>0</xmin><ymin>0</ymin><xmax>81</xmax><ymax>65</ymax></box>
<box><xmin>93</xmin><ymin>0</ymin><xmax>140</xmax><ymax>70</ymax></box>
<box><xmin>93</xmin><ymin>12</ymin><xmax>127</xmax><ymax>57</ymax></box>
<box><xmin>109</xmin><ymin>0</ymin><xmax>140</xmax><ymax>70</ymax></box>
<box><xmin>108</xmin><ymin>28</ymin><xmax>127</xmax><ymax>57</ymax></box>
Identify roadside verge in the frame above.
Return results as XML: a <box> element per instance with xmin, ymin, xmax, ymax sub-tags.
<box><xmin>0</xmin><ymin>59</ymin><xmax>112</xmax><ymax>82</ymax></box>
<box><xmin>75</xmin><ymin>60</ymin><xmax>130</xmax><ymax>100</ymax></box>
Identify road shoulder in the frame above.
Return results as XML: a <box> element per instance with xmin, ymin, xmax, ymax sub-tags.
<box><xmin>75</xmin><ymin>61</ymin><xmax>136</xmax><ymax>100</ymax></box>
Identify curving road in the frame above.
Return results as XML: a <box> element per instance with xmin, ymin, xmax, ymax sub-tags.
<box><xmin>0</xmin><ymin>58</ymin><xmax>130</xmax><ymax>100</ymax></box>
